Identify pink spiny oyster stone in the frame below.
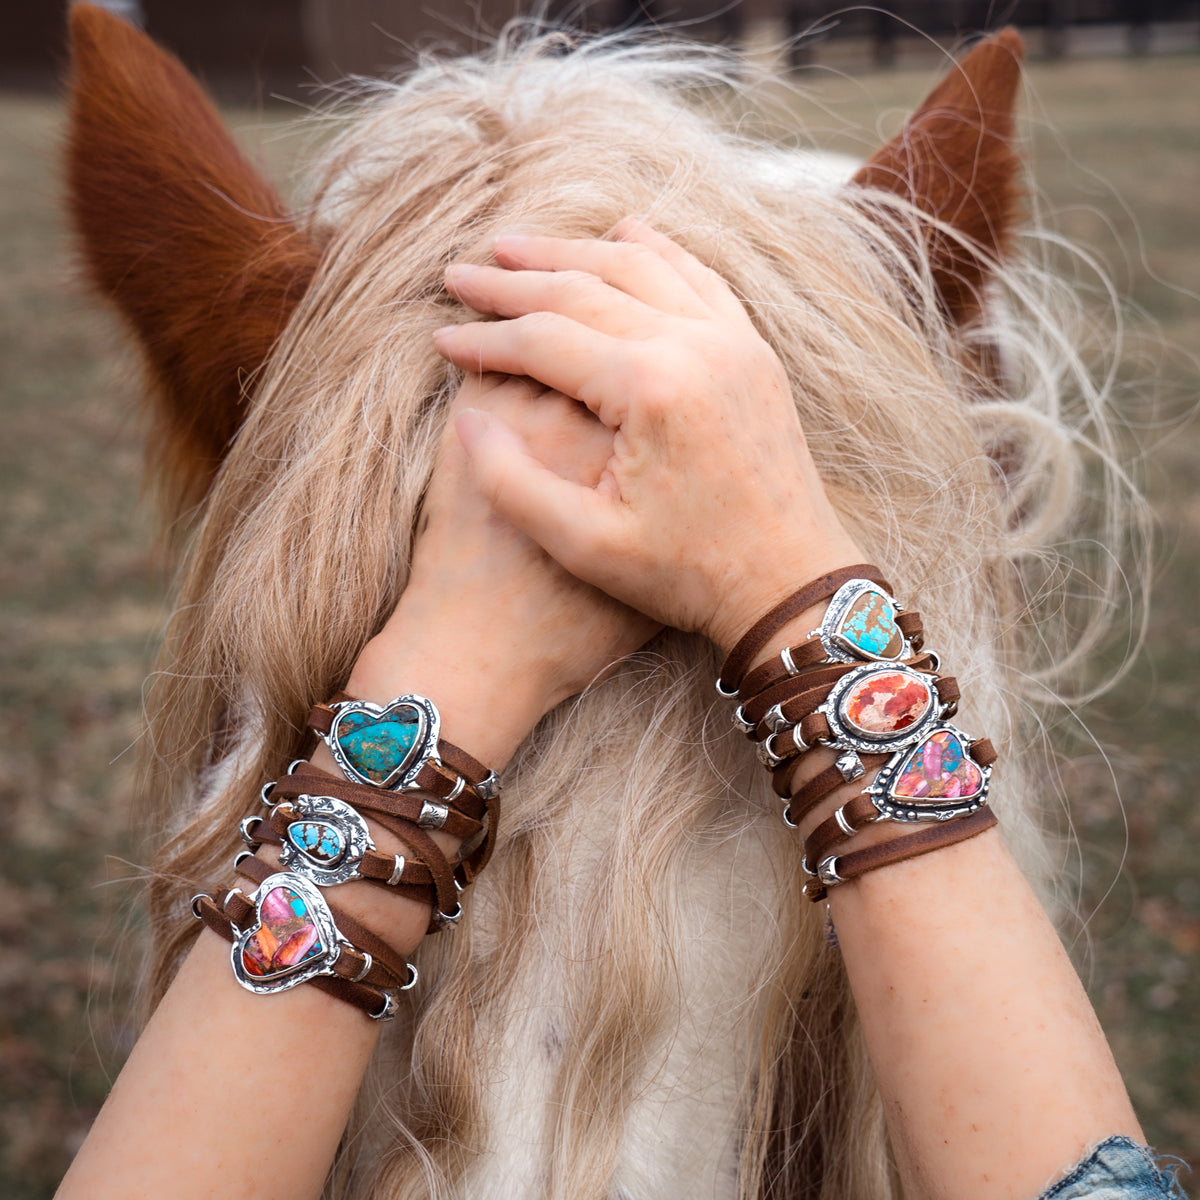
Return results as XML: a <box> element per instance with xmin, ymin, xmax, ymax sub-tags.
<box><xmin>242</xmin><ymin>886</ymin><xmax>322</xmax><ymax>977</ymax></box>
<box><xmin>893</xmin><ymin>730</ymin><xmax>983</xmax><ymax>801</ymax></box>
<box><xmin>842</xmin><ymin>671</ymin><xmax>931</xmax><ymax>737</ymax></box>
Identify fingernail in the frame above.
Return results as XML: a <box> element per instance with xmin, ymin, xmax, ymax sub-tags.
<box><xmin>445</xmin><ymin>262</ymin><xmax>478</xmax><ymax>284</ymax></box>
<box><xmin>433</xmin><ymin>325</ymin><xmax>457</xmax><ymax>341</ymax></box>
<box><xmin>493</xmin><ymin>232</ymin><xmax>529</xmax><ymax>252</ymax></box>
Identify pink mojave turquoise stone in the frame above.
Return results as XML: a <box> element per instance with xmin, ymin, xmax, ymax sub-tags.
<box><xmin>893</xmin><ymin>730</ymin><xmax>983</xmax><ymax>801</ymax></box>
<box><xmin>842</xmin><ymin>670</ymin><xmax>932</xmax><ymax>737</ymax></box>
<box><xmin>836</xmin><ymin>590</ymin><xmax>903</xmax><ymax>659</ymax></box>
<box><xmin>241</xmin><ymin>885</ymin><xmax>323</xmax><ymax>978</ymax></box>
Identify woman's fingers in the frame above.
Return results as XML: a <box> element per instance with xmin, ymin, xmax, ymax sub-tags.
<box><xmin>454</xmin><ymin>408</ymin><xmax>618</xmax><ymax>579</ymax></box>
<box><xmin>445</xmin><ymin>262</ymin><xmax>657</xmax><ymax>339</ymax></box>
<box><xmin>614</xmin><ymin>218</ymin><xmax>750</xmax><ymax>325</ymax></box>
<box><xmin>434</xmin><ymin>314</ymin><xmax>630</xmax><ymax>422</ymax></box>
<box><xmin>491</xmin><ymin>232</ymin><xmax>709</xmax><ymax>318</ymax></box>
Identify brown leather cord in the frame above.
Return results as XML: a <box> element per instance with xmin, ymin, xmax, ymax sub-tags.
<box><xmin>271</xmin><ymin>762</ymin><xmax>470</xmax><ymax>921</ymax></box>
<box><xmin>798</xmin><ymin>711</ymin><xmax>833</xmax><ymax>748</ymax></box>
<box><xmin>969</xmin><ymin>737</ymin><xmax>998</xmax><ymax>767</ymax></box>
<box><xmin>308</xmin><ymin>696</ymin><xmax>493</xmax><ymax>792</ymax></box>
<box><xmin>803</xmin><ymin>794</ymin><xmax>885</xmax><ymax>869</ymax></box>
<box><xmin>285</xmin><ymin>757</ymin><xmax>487</xmax><ymax>822</ymax></box>
<box><xmin>802</xmin><ymin>730</ymin><xmax>996</xmax><ymax>866</ymax></box>
<box><xmin>739</xmin><ymin>663</ymin><xmax>855</xmax><ymax>731</ymax></box>
<box><xmin>717</xmin><ymin>564</ymin><xmax>892</xmax><ymax>695</ymax></box>
<box><xmin>304</xmin><ymin>695</ymin><xmax>501</xmax><ymax>888</ymax></box>
<box><xmin>247</xmin><ymin>811</ymin><xmax>440</xmax><ymax>907</ymax></box>
<box><xmin>271</xmin><ymin>766</ymin><xmax>484</xmax><ymax>840</ymax></box>
<box><xmin>233</xmin><ymin>855</ymin><xmax>413</xmax><ymax>986</ymax></box>
<box><xmin>194</xmin><ymin>894</ymin><xmax>399</xmax><ymax>1019</ymax></box>
<box><xmin>773</xmin><ymin>668</ymin><xmax>955</xmax><ymax>742</ymax></box>
<box><xmin>781</xmin><ymin>752</ymin><xmax>889</xmax><ymax>814</ymax></box>
<box><xmin>804</xmin><ymin>806</ymin><xmax>998</xmax><ymax>902</ymax></box>
<box><xmin>737</xmin><ymin>608</ymin><xmax>926</xmax><ymax>702</ymax></box>
<box><xmin>744</xmin><ymin>651</ymin><xmax>941</xmax><ymax>721</ymax></box>
<box><xmin>748</xmin><ymin>659</ymin><xmax>948</xmax><ymax>747</ymax></box>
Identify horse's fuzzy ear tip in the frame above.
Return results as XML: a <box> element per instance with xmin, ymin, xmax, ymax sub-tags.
<box><xmin>69</xmin><ymin>2</ymin><xmax>136</xmax><ymax>59</ymax></box>
<box><xmin>987</xmin><ymin>26</ymin><xmax>1025</xmax><ymax>62</ymax></box>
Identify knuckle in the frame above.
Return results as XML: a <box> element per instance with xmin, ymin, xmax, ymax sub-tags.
<box><xmin>515</xmin><ymin>310</ymin><xmax>562</xmax><ymax>341</ymax></box>
<box><xmin>611</xmin><ymin>239</ymin><xmax>655</xmax><ymax>273</ymax></box>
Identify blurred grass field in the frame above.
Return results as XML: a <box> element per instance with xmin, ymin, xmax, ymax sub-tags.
<box><xmin>1</xmin><ymin>49</ymin><xmax>1198</xmax><ymax>1198</ymax></box>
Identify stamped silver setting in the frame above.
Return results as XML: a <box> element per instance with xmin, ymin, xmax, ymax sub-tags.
<box><xmin>323</xmin><ymin>693</ymin><xmax>442</xmax><ymax>791</ymax></box>
<box><xmin>812</xmin><ymin>578</ymin><xmax>911</xmax><ymax>665</ymax></box>
<box><xmin>230</xmin><ymin>872</ymin><xmax>347</xmax><ymax>997</ymax></box>
<box><xmin>867</xmin><ymin>724</ymin><xmax>992</xmax><ymax>823</ymax></box>
<box><xmin>278</xmin><ymin>793</ymin><xmax>376</xmax><ymax>887</ymax></box>
<box><xmin>817</xmin><ymin>662</ymin><xmax>943</xmax><ymax>755</ymax></box>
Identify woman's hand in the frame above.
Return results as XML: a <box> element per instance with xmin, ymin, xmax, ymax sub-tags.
<box><xmin>433</xmin><ymin>220</ymin><xmax>865</xmax><ymax>652</ymax></box>
<box><xmin>346</xmin><ymin>373</ymin><xmax>658</xmax><ymax>760</ymax></box>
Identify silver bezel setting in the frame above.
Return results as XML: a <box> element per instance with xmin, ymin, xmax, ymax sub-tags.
<box><xmin>816</xmin><ymin>578</ymin><xmax>909</xmax><ymax>664</ymax></box>
<box><xmin>279</xmin><ymin>794</ymin><xmax>376</xmax><ymax>887</ymax></box>
<box><xmin>230</xmin><ymin>872</ymin><xmax>346</xmax><ymax>996</ymax></box>
<box><xmin>867</xmin><ymin>724</ymin><xmax>992</xmax><ymax>823</ymax></box>
<box><xmin>818</xmin><ymin>662</ymin><xmax>943</xmax><ymax>755</ymax></box>
<box><xmin>324</xmin><ymin>693</ymin><xmax>442</xmax><ymax>791</ymax></box>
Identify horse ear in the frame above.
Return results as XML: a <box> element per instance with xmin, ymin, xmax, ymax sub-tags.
<box><xmin>66</xmin><ymin>3</ymin><xmax>321</xmax><ymax>515</ymax></box>
<box><xmin>851</xmin><ymin>28</ymin><xmax>1024</xmax><ymax>326</ymax></box>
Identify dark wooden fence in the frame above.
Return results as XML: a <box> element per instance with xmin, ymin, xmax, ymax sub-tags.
<box><xmin>4</xmin><ymin>1</ymin><xmax>1198</xmax><ymax>96</ymax></box>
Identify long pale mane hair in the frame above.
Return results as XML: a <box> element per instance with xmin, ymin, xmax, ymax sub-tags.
<box><xmin>68</xmin><ymin>10</ymin><xmax>1140</xmax><ymax>1199</ymax></box>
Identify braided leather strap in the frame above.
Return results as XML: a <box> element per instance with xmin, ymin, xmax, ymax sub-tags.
<box><xmin>716</xmin><ymin>564</ymin><xmax>891</xmax><ymax>695</ymax></box>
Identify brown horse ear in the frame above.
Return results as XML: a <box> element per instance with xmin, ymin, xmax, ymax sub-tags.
<box><xmin>851</xmin><ymin>28</ymin><xmax>1025</xmax><ymax>326</ymax></box>
<box><xmin>66</xmin><ymin>3</ymin><xmax>321</xmax><ymax>515</ymax></box>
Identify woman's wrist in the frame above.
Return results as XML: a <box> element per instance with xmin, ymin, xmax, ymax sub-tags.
<box><xmin>345</xmin><ymin>600</ymin><xmax>557</xmax><ymax>770</ymax></box>
<box><xmin>706</xmin><ymin>538</ymin><xmax>871</xmax><ymax>658</ymax></box>
<box><xmin>264</xmin><ymin>596</ymin><xmax>556</xmax><ymax>953</ymax></box>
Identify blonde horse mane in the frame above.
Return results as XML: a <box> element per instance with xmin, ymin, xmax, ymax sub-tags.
<box><xmin>70</xmin><ymin>19</ymin><xmax>1141</xmax><ymax>1200</ymax></box>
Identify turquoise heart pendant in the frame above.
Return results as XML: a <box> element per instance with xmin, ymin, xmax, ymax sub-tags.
<box><xmin>325</xmin><ymin>694</ymin><xmax>441</xmax><ymax>790</ymax></box>
<box><xmin>819</xmin><ymin>579</ymin><xmax>909</xmax><ymax>663</ymax></box>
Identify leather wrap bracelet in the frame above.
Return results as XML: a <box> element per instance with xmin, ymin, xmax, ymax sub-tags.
<box><xmin>190</xmin><ymin>689</ymin><xmax>503</xmax><ymax>1018</ymax></box>
<box><xmin>716</xmin><ymin>567</ymin><xmax>1001</xmax><ymax>905</ymax></box>
<box><xmin>716</xmin><ymin>564</ymin><xmax>892</xmax><ymax>696</ymax></box>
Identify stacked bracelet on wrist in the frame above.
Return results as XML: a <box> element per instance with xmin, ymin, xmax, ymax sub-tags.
<box><xmin>190</xmin><ymin>690</ymin><xmax>501</xmax><ymax>1019</ymax></box>
<box><xmin>717</xmin><ymin>569</ymin><xmax>998</xmax><ymax>902</ymax></box>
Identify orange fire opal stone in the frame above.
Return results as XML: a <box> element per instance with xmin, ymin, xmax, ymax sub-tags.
<box><xmin>842</xmin><ymin>671</ymin><xmax>931</xmax><ymax>737</ymax></box>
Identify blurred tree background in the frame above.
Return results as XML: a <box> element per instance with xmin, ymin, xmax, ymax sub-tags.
<box><xmin>1</xmin><ymin>3</ymin><xmax>1198</xmax><ymax>1197</ymax></box>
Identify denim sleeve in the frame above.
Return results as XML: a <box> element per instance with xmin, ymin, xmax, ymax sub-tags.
<box><xmin>1036</xmin><ymin>1137</ymin><xmax>1190</xmax><ymax>1200</ymax></box>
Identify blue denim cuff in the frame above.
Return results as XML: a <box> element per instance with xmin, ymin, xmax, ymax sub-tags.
<box><xmin>1037</xmin><ymin>1136</ymin><xmax>1190</xmax><ymax>1200</ymax></box>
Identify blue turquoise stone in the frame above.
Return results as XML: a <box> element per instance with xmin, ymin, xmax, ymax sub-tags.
<box><xmin>838</xmin><ymin>591</ymin><xmax>903</xmax><ymax>659</ymax></box>
<box><xmin>287</xmin><ymin>820</ymin><xmax>345</xmax><ymax>865</ymax></box>
<box><xmin>336</xmin><ymin>709</ymin><xmax>421</xmax><ymax>784</ymax></box>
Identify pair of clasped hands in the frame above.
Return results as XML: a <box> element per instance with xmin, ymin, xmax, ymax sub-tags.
<box><xmin>351</xmin><ymin>220</ymin><xmax>865</xmax><ymax>782</ymax></box>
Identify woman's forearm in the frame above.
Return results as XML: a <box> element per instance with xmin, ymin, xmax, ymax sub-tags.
<box><xmin>747</xmin><ymin>607</ymin><xmax>1143</xmax><ymax>1200</ymax></box>
<box><xmin>830</xmin><ymin>828</ymin><xmax>1142</xmax><ymax>1200</ymax></box>
<box><xmin>56</xmin><ymin>606</ymin><xmax>555</xmax><ymax>1200</ymax></box>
